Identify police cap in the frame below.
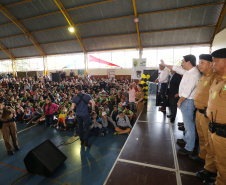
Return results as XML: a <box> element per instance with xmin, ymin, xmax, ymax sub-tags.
<box><xmin>211</xmin><ymin>48</ymin><xmax>226</xmax><ymax>58</ymax></box>
<box><xmin>199</xmin><ymin>54</ymin><xmax>213</xmax><ymax>62</ymax></box>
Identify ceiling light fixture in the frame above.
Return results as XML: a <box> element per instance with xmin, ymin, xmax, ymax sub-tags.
<box><xmin>68</xmin><ymin>27</ymin><xmax>75</xmax><ymax>33</ymax></box>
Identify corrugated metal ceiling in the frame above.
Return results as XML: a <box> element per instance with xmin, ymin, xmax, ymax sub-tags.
<box><xmin>41</xmin><ymin>40</ymin><xmax>83</xmax><ymax>55</ymax></box>
<box><xmin>0</xmin><ymin>0</ymin><xmax>225</xmax><ymax>60</ymax></box>
<box><xmin>83</xmin><ymin>34</ymin><xmax>138</xmax><ymax>51</ymax></box>
<box><xmin>0</xmin><ymin>50</ymin><xmax>9</xmax><ymax>60</ymax></box>
<box><xmin>141</xmin><ymin>27</ymin><xmax>215</xmax><ymax>47</ymax></box>
<box><xmin>136</xmin><ymin>0</ymin><xmax>223</xmax><ymax>13</ymax></box>
<box><xmin>6</xmin><ymin>0</ymin><xmax>59</xmax><ymax>20</ymax></box>
<box><xmin>139</xmin><ymin>5</ymin><xmax>222</xmax><ymax>32</ymax></box>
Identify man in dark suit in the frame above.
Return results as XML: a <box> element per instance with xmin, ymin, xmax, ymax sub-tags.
<box><xmin>166</xmin><ymin>69</ymin><xmax>182</xmax><ymax>122</ymax></box>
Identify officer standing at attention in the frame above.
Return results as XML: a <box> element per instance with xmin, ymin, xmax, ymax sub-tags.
<box><xmin>191</xmin><ymin>54</ymin><xmax>218</xmax><ymax>182</ymax></box>
<box><xmin>205</xmin><ymin>48</ymin><xmax>226</xmax><ymax>185</ymax></box>
<box><xmin>70</xmin><ymin>85</ymin><xmax>95</xmax><ymax>147</ymax></box>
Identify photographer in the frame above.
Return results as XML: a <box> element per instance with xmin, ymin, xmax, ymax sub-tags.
<box><xmin>0</xmin><ymin>106</ymin><xmax>20</xmax><ymax>155</ymax></box>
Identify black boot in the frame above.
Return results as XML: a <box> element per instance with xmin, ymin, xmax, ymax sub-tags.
<box><xmin>203</xmin><ymin>180</ymin><xmax>215</xmax><ymax>185</ymax></box>
<box><xmin>178</xmin><ymin>148</ymin><xmax>192</xmax><ymax>155</ymax></box>
<box><xmin>196</xmin><ymin>169</ymin><xmax>217</xmax><ymax>181</ymax></box>
<box><xmin>178</xmin><ymin>125</ymin><xmax>185</xmax><ymax>131</ymax></box>
<box><xmin>178</xmin><ymin>122</ymin><xmax>184</xmax><ymax>126</ymax></box>
<box><xmin>8</xmin><ymin>151</ymin><xmax>14</xmax><ymax>155</ymax></box>
<box><xmin>177</xmin><ymin>138</ymin><xmax>186</xmax><ymax>145</ymax></box>
<box><xmin>14</xmin><ymin>146</ymin><xmax>20</xmax><ymax>151</ymax></box>
<box><xmin>189</xmin><ymin>154</ymin><xmax>205</xmax><ymax>164</ymax></box>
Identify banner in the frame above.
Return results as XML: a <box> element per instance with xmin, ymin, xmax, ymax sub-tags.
<box><xmin>132</xmin><ymin>58</ymin><xmax>146</xmax><ymax>79</ymax></box>
<box><xmin>107</xmin><ymin>69</ymin><xmax>115</xmax><ymax>79</ymax></box>
<box><xmin>37</xmin><ymin>71</ymin><xmax>43</xmax><ymax>79</ymax></box>
<box><xmin>78</xmin><ymin>69</ymin><xmax>85</xmax><ymax>78</ymax></box>
<box><xmin>89</xmin><ymin>55</ymin><xmax>120</xmax><ymax>67</ymax></box>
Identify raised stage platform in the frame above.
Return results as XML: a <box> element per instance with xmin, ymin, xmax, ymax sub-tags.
<box><xmin>104</xmin><ymin>96</ymin><xmax>203</xmax><ymax>185</ymax></box>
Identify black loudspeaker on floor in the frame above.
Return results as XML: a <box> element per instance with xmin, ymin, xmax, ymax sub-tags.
<box><xmin>24</xmin><ymin>139</ymin><xmax>67</xmax><ymax>176</ymax></box>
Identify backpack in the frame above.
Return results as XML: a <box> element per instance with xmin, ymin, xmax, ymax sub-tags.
<box><xmin>76</xmin><ymin>94</ymin><xmax>92</xmax><ymax>113</ymax></box>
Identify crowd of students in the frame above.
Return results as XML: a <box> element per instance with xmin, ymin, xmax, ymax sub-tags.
<box><xmin>0</xmin><ymin>75</ymin><xmax>143</xmax><ymax>143</ymax></box>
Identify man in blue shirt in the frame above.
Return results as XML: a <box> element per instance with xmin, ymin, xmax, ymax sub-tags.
<box><xmin>70</xmin><ymin>85</ymin><xmax>95</xmax><ymax>147</ymax></box>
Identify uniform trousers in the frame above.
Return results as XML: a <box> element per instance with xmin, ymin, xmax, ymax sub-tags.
<box><xmin>211</xmin><ymin>133</ymin><xmax>226</xmax><ymax>185</ymax></box>
<box><xmin>1</xmin><ymin>122</ymin><xmax>18</xmax><ymax>152</ymax></box>
<box><xmin>196</xmin><ymin>111</ymin><xmax>217</xmax><ymax>173</ymax></box>
<box><xmin>136</xmin><ymin>102</ymin><xmax>144</xmax><ymax>116</ymax></box>
<box><xmin>195</xmin><ymin>110</ymin><xmax>207</xmax><ymax>159</ymax></box>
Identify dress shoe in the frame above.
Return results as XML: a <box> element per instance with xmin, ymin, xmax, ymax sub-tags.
<box><xmin>203</xmin><ymin>180</ymin><xmax>215</xmax><ymax>185</ymax></box>
<box><xmin>14</xmin><ymin>146</ymin><xmax>20</xmax><ymax>151</ymax></box>
<box><xmin>178</xmin><ymin>122</ymin><xmax>184</xmax><ymax>126</ymax></box>
<box><xmin>160</xmin><ymin>107</ymin><xmax>166</xmax><ymax>112</ymax></box>
<box><xmin>158</xmin><ymin>107</ymin><xmax>163</xmax><ymax>110</ymax></box>
<box><xmin>178</xmin><ymin>148</ymin><xmax>193</xmax><ymax>155</ymax></box>
<box><xmin>189</xmin><ymin>154</ymin><xmax>205</xmax><ymax>164</ymax></box>
<box><xmin>196</xmin><ymin>169</ymin><xmax>217</xmax><ymax>181</ymax></box>
<box><xmin>177</xmin><ymin>138</ymin><xmax>186</xmax><ymax>145</ymax></box>
<box><xmin>167</xmin><ymin>115</ymin><xmax>172</xmax><ymax>118</ymax></box>
<box><xmin>84</xmin><ymin>142</ymin><xmax>91</xmax><ymax>147</ymax></box>
<box><xmin>170</xmin><ymin>117</ymin><xmax>175</xmax><ymax>122</ymax></box>
<box><xmin>178</xmin><ymin>125</ymin><xmax>185</xmax><ymax>131</ymax></box>
<box><xmin>8</xmin><ymin>151</ymin><xmax>14</xmax><ymax>155</ymax></box>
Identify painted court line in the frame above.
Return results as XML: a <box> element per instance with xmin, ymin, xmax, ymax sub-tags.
<box><xmin>103</xmin><ymin>108</ymin><xmax>144</xmax><ymax>185</ymax></box>
<box><xmin>169</xmin><ymin>122</ymin><xmax>182</xmax><ymax>185</ymax></box>
<box><xmin>58</xmin><ymin>136</ymin><xmax>77</xmax><ymax>149</ymax></box>
<box><xmin>17</xmin><ymin>124</ymin><xmax>38</xmax><ymax>134</ymax></box>
<box><xmin>0</xmin><ymin>124</ymin><xmax>38</xmax><ymax>142</ymax></box>
<box><xmin>118</xmin><ymin>158</ymin><xmax>176</xmax><ymax>172</ymax></box>
<box><xmin>0</xmin><ymin>162</ymin><xmax>28</xmax><ymax>173</ymax></box>
<box><xmin>54</xmin><ymin>153</ymin><xmax>112</xmax><ymax>180</ymax></box>
<box><xmin>0</xmin><ymin>162</ymin><xmax>63</xmax><ymax>185</ymax></box>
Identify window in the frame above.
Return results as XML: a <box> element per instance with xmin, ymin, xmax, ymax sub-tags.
<box><xmin>144</xmin><ymin>46</ymin><xmax>210</xmax><ymax>67</ymax></box>
<box><xmin>47</xmin><ymin>53</ymin><xmax>84</xmax><ymax>70</ymax></box>
<box><xmin>16</xmin><ymin>57</ymin><xmax>43</xmax><ymax>71</ymax></box>
<box><xmin>88</xmin><ymin>50</ymin><xmax>139</xmax><ymax>69</ymax></box>
<box><xmin>0</xmin><ymin>60</ymin><xmax>12</xmax><ymax>72</ymax></box>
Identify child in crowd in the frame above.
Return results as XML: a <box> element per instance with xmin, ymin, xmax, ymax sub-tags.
<box><xmin>65</xmin><ymin>111</ymin><xmax>77</xmax><ymax>130</ymax></box>
<box><xmin>22</xmin><ymin>107</ymin><xmax>32</xmax><ymax>124</ymax></box>
<box><xmin>123</xmin><ymin>105</ymin><xmax>136</xmax><ymax>126</ymax></box>
<box><xmin>27</xmin><ymin>106</ymin><xmax>43</xmax><ymax>125</ymax></box>
<box><xmin>115</xmin><ymin>111</ymin><xmax>132</xmax><ymax>135</ymax></box>
<box><xmin>15</xmin><ymin>103</ymin><xmax>24</xmax><ymax>122</ymax></box>
<box><xmin>110</xmin><ymin>105</ymin><xmax>119</xmax><ymax>122</ymax></box>
<box><xmin>55</xmin><ymin>106</ymin><xmax>67</xmax><ymax>130</ymax></box>
<box><xmin>101</xmin><ymin>112</ymin><xmax>116</xmax><ymax>134</ymax></box>
<box><xmin>90</xmin><ymin>112</ymin><xmax>105</xmax><ymax>136</ymax></box>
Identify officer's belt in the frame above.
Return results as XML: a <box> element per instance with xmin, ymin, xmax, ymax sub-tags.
<box><xmin>209</xmin><ymin>121</ymin><xmax>226</xmax><ymax>138</ymax></box>
<box><xmin>198</xmin><ymin>109</ymin><xmax>205</xmax><ymax>114</ymax></box>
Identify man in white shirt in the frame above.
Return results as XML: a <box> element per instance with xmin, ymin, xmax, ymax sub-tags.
<box><xmin>161</xmin><ymin>55</ymin><xmax>201</xmax><ymax>155</ymax></box>
<box><xmin>155</xmin><ymin>65</ymin><xmax>170</xmax><ymax>112</ymax></box>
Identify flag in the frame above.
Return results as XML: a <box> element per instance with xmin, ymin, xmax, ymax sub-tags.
<box><xmin>89</xmin><ymin>55</ymin><xmax>120</xmax><ymax>67</ymax></box>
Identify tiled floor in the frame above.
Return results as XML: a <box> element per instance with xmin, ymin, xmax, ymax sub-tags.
<box><xmin>0</xmin><ymin>122</ymin><xmax>128</xmax><ymax>185</ymax></box>
<box><xmin>105</xmin><ymin>96</ymin><xmax>204</xmax><ymax>185</ymax></box>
